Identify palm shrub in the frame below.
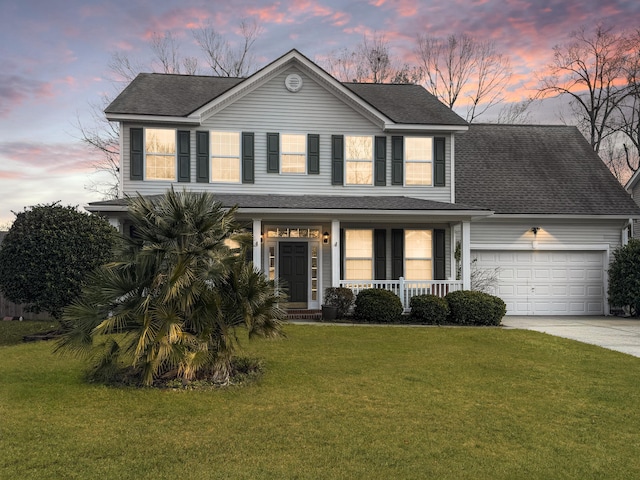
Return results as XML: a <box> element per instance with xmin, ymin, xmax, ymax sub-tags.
<box><xmin>408</xmin><ymin>294</ymin><xmax>450</xmax><ymax>324</ymax></box>
<box><xmin>353</xmin><ymin>289</ymin><xmax>403</xmax><ymax>323</ymax></box>
<box><xmin>56</xmin><ymin>189</ymin><xmax>286</xmax><ymax>386</ymax></box>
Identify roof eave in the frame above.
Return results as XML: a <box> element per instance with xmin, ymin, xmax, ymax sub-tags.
<box><xmin>105</xmin><ymin>113</ymin><xmax>201</xmax><ymax>125</ymax></box>
<box><xmin>384</xmin><ymin>123</ymin><xmax>469</xmax><ymax>133</ymax></box>
<box><xmin>486</xmin><ymin>213</ymin><xmax>640</xmax><ymax>220</ymax></box>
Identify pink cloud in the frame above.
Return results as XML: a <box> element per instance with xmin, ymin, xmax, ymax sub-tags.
<box><xmin>0</xmin><ymin>141</ymin><xmax>98</xmax><ymax>174</ymax></box>
<box><xmin>0</xmin><ymin>171</ymin><xmax>23</xmax><ymax>180</ymax></box>
<box><xmin>0</xmin><ymin>74</ymin><xmax>54</xmax><ymax>117</ymax></box>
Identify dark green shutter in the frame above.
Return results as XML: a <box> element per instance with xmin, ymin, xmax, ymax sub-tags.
<box><xmin>177</xmin><ymin>130</ymin><xmax>190</xmax><ymax>182</ymax></box>
<box><xmin>242</xmin><ymin>132</ymin><xmax>254</xmax><ymax>184</ymax></box>
<box><xmin>374</xmin><ymin>136</ymin><xmax>386</xmax><ymax>186</ymax></box>
<box><xmin>391</xmin><ymin>229</ymin><xmax>404</xmax><ymax>279</ymax></box>
<box><xmin>308</xmin><ymin>134</ymin><xmax>320</xmax><ymax>174</ymax></box>
<box><xmin>332</xmin><ymin>135</ymin><xmax>344</xmax><ymax>185</ymax></box>
<box><xmin>130</xmin><ymin>128</ymin><xmax>143</xmax><ymax>180</ymax></box>
<box><xmin>391</xmin><ymin>136</ymin><xmax>403</xmax><ymax>185</ymax></box>
<box><xmin>267</xmin><ymin>133</ymin><xmax>279</xmax><ymax>173</ymax></box>
<box><xmin>434</xmin><ymin>229</ymin><xmax>446</xmax><ymax>280</ymax></box>
<box><xmin>434</xmin><ymin>137</ymin><xmax>446</xmax><ymax>187</ymax></box>
<box><xmin>196</xmin><ymin>131</ymin><xmax>209</xmax><ymax>182</ymax></box>
<box><xmin>374</xmin><ymin>229</ymin><xmax>386</xmax><ymax>280</ymax></box>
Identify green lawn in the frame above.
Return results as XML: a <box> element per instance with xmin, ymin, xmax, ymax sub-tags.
<box><xmin>0</xmin><ymin>319</ymin><xmax>58</xmax><ymax>346</ymax></box>
<box><xmin>1</xmin><ymin>324</ymin><xmax>639</xmax><ymax>479</ymax></box>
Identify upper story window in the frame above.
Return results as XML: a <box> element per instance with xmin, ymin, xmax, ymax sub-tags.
<box><xmin>211</xmin><ymin>131</ymin><xmax>240</xmax><ymax>183</ymax></box>
<box><xmin>404</xmin><ymin>230</ymin><xmax>432</xmax><ymax>280</ymax></box>
<box><xmin>281</xmin><ymin>134</ymin><xmax>306</xmax><ymax>174</ymax></box>
<box><xmin>145</xmin><ymin>128</ymin><xmax>176</xmax><ymax>180</ymax></box>
<box><xmin>405</xmin><ymin>137</ymin><xmax>433</xmax><ymax>186</ymax></box>
<box><xmin>344</xmin><ymin>229</ymin><xmax>373</xmax><ymax>280</ymax></box>
<box><xmin>345</xmin><ymin>136</ymin><xmax>373</xmax><ymax>185</ymax></box>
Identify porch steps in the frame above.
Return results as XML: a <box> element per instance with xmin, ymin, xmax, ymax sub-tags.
<box><xmin>286</xmin><ymin>309</ymin><xmax>322</xmax><ymax>321</ymax></box>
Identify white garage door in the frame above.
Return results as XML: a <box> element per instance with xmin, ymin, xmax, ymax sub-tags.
<box><xmin>472</xmin><ymin>250</ymin><xmax>604</xmax><ymax>316</ymax></box>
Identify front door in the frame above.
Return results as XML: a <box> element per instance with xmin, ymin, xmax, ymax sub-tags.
<box><xmin>279</xmin><ymin>242</ymin><xmax>308</xmax><ymax>305</ymax></box>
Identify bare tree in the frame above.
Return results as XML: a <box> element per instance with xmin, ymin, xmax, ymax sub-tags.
<box><xmin>79</xmin><ymin>22</ymin><xmax>261</xmax><ymax>198</ymax></box>
<box><xmin>537</xmin><ymin>24</ymin><xmax>631</xmax><ymax>154</ymax></box>
<box><xmin>600</xmin><ymin>135</ymin><xmax>632</xmax><ymax>183</ymax></box>
<box><xmin>496</xmin><ymin>98</ymin><xmax>537</xmax><ymax>124</ymax></box>
<box><xmin>321</xmin><ymin>32</ymin><xmax>419</xmax><ymax>84</ymax></box>
<box><xmin>416</xmin><ymin>33</ymin><xmax>512</xmax><ymax>122</ymax></box>
<box><xmin>193</xmin><ymin>19</ymin><xmax>260</xmax><ymax>77</ymax></box>
<box><xmin>614</xmin><ymin>29</ymin><xmax>640</xmax><ymax>173</ymax></box>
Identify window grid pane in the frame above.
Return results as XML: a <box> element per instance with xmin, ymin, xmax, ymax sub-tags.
<box><xmin>281</xmin><ymin>154</ymin><xmax>306</xmax><ymax>173</ymax></box>
<box><xmin>212</xmin><ymin>157</ymin><xmax>240</xmax><ymax>182</ymax></box>
<box><xmin>211</xmin><ymin>132</ymin><xmax>240</xmax><ymax>183</ymax></box>
<box><xmin>405</xmin><ymin>230</ymin><xmax>432</xmax><ymax>280</ymax></box>
<box><xmin>345</xmin><ymin>260</ymin><xmax>373</xmax><ymax>280</ymax></box>
<box><xmin>146</xmin><ymin>154</ymin><xmax>176</xmax><ymax>180</ymax></box>
<box><xmin>405</xmin><ymin>137</ymin><xmax>432</xmax><ymax>186</ymax></box>
<box><xmin>345</xmin><ymin>229</ymin><xmax>373</xmax><ymax>280</ymax></box>
<box><xmin>346</xmin><ymin>136</ymin><xmax>373</xmax><ymax>185</ymax></box>
<box><xmin>146</xmin><ymin>129</ymin><xmax>175</xmax><ymax>154</ymax></box>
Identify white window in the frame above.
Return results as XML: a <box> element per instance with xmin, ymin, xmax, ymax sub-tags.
<box><xmin>145</xmin><ymin>128</ymin><xmax>176</xmax><ymax>180</ymax></box>
<box><xmin>281</xmin><ymin>134</ymin><xmax>306</xmax><ymax>174</ymax></box>
<box><xmin>345</xmin><ymin>229</ymin><xmax>373</xmax><ymax>280</ymax></box>
<box><xmin>211</xmin><ymin>131</ymin><xmax>240</xmax><ymax>183</ymax></box>
<box><xmin>346</xmin><ymin>136</ymin><xmax>373</xmax><ymax>185</ymax></box>
<box><xmin>405</xmin><ymin>137</ymin><xmax>433</xmax><ymax>186</ymax></box>
<box><xmin>405</xmin><ymin>230</ymin><xmax>432</xmax><ymax>280</ymax></box>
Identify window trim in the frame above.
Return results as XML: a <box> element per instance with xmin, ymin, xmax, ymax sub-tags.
<box><xmin>345</xmin><ymin>135</ymin><xmax>374</xmax><ymax>186</ymax></box>
<box><xmin>344</xmin><ymin>228</ymin><xmax>374</xmax><ymax>280</ymax></box>
<box><xmin>280</xmin><ymin>132</ymin><xmax>307</xmax><ymax>175</ymax></box>
<box><xmin>404</xmin><ymin>136</ymin><xmax>433</xmax><ymax>187</ymax></box>
<box><xmin>404</xmin><ymin>229</ymin><xmax>433</xmax><ymax>281</ymax></box>
<box><xmin>144</xmin><ymin>128</ymin><xmax>177</xmax><ymax>181</ymax></box>
<box><xmin>210</xmin><ymin>130</ymin><xmax>241</xmax><ymax>184</ymax></box>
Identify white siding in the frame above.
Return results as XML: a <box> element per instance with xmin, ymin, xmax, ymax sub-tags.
<box><xmin>469</xmin><ymin>219</ymin><xmax>623</xmax><ymax>250</ymax></box>
<box><xmin>121</xmin><ymin>68</ymin><xmax>453</xmax><ymax>203</ymax></box>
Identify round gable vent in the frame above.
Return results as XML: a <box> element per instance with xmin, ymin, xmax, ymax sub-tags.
<box><xmin>285</xmin><ymin>73</ymin><xmax>303</xmax><ymax>92</ymax></box>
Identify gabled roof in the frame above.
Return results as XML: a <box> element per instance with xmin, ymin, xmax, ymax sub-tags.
<box><xmin>456</xmin><ymin>124</ymin><xmax>640</xmax><ymax>216</ymax></box>
<box><xmin>105</xmin><ymin>49</ymin><xmax>467</xmax><ymax>129</ymax></box>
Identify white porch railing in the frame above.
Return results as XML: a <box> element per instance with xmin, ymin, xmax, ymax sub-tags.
<box><xmin>338</xmin><ymin>278</ymin><xmax>463</xmax><ymax>311</ymax></box>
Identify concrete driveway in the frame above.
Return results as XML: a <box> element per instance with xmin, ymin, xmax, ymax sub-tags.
<box><xmin>501</xmin><ymin>316</ymin><xmax>640</xmax><ymax>358</ymax></box>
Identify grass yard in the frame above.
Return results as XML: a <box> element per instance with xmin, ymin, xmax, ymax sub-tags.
<box><xmin>0</xmin><ymin>319</ymin><xmax>58</xmax><ymax>346</ymax></box>
<box><xmin>1</xmin><ymin>324</ymin><xmax>639</xmax><ymax>479</ymax></box>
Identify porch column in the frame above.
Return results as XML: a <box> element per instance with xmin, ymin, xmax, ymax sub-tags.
<box><xmin>252</xmin><ymin>219</ymin><xmax>262</xmax><ymax>273</ymax></box>
<box><xmin>331</xmin><ymin>219</ymin><xmax>340</xmax><ymax>287</ymax></box>
<box><xmin>461</xmin><ymin>221</ymin><xmax>471</xmax><ymax>290</ymax></box>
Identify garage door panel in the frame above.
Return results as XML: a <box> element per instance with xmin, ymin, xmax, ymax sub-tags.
<box><xmin>472</xmin><ymin>250</ymin><xmax>604</xmax><ymax>316</ymax></box>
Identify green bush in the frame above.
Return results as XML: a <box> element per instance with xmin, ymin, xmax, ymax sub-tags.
<box><xmin>409</xmin><ymin>294</ymin><xmax>450</xmax><ymax>324</ymax></box>
<box><xmin>445</xmin><ymin>290</ymin><xmax>506</xmax><ymax>326</ymax></box>
<box><xmin>353</xmin><ymin>289</ymin><xmax>403</xmax><ymax>323</ymax></box>
<box><xmin>608</xmin><ymin>239</ymin><xmax>640</xmax><ymax>315</ymax></box>
<box><xmin>323</xmin><ymin>287</ymin><xmax>355</xmax><ymax>318</ymax></box>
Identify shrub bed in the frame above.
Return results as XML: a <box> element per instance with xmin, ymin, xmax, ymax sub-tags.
<box><xmin>408</xmin><ymin>294</ymin><xmax>450</xmax><ymax>325</ymax></box>
<box><xmin>353</xmin><ymin>289</ymin><xmax>403</xmax><ymax>323</ymax></box>
<box><xmin>445</xmin><ymin>290</ymin><xmax>506</xmax><ymax>326</ymax></box>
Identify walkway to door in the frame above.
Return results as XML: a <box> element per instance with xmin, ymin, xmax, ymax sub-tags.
<box><xmin>501</xmin><ymin>316</ymin><xmax>640</xmax><ymax>358</ymax></box>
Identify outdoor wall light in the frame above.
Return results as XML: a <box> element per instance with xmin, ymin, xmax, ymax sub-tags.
<box><xmin>531</xmin><ymin>227</ymin><xmax>540</xmax><ymax>250</ymax></box>
<box><xmin>323</xmin><ymin>231</ymin><xmax>330</xmax><ymax>244</ymax></box>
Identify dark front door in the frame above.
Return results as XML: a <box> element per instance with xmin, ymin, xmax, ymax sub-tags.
<box><xmin>279</xmin><ymin>242</ymin><xmax>308</xmax><ymax>304</ymax></box>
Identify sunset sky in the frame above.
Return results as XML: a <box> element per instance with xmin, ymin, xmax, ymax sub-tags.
<box><xmin>1</xmin><ymin>0</ymin><xmax>638</xmax><ymax>225</ymax></box>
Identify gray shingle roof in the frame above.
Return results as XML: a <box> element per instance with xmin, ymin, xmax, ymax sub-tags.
<box><xmin>456</xmin><ymin>124</ymin><xmax>640</xmax><ymax>216</ymax></box>
<box><xmin>344</xmin><ymin>83</ymin><xmax>467</xmax><ymax>126</ymax></box>
<box><xmin>105</xmin><ymin>73</ymin><xmax>467</xmax><ymax>126</ymax></box>
<box><xmin>90</xmin><ymin>194</ymin><xmax>487</xmax><ymax>212</ymax></box>
<box><xmin>105</xmin><ymin>74</ymin><xmax>243</xmax><ymax>116</ymax></box>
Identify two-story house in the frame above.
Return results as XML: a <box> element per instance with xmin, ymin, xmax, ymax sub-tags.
<box><xmin>88</xmin><ymin>49</ymin><xmax>640</xmax><ymax>316</ymax></box>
